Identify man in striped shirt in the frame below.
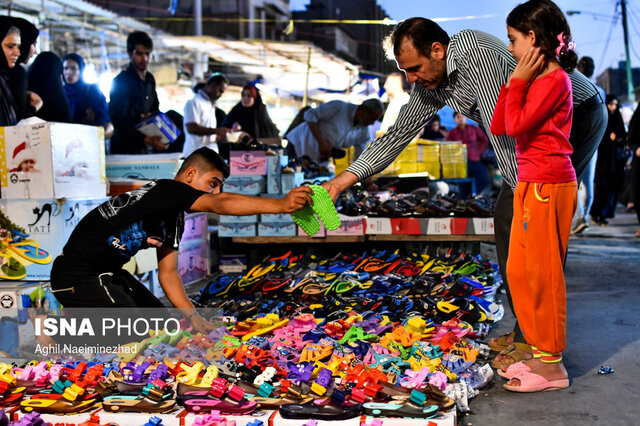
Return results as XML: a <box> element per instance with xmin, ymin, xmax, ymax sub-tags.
<box><xmin>323</xmin><ymin>18</ymin><xmax>607</xmax><ymax>364</ymax></box>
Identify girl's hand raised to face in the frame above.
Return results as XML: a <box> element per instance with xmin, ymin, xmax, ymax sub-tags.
<box><xmin>508</xmin><ymin>47</ymin><xmax>545</xmax><ymax>86</ymax></box>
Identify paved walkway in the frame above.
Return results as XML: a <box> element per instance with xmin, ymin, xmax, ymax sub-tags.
<box><xmin>467</xmin><ymin>207</ymin><xmax>640</xmax><ymax>425</ymax></box>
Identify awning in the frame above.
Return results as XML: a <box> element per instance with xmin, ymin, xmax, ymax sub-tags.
<box><xmin>158</xmin><ymin>36</ymin><xmax>360</xmax><ymax>100</ymax></box>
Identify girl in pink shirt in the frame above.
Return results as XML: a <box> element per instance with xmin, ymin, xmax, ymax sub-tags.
<box><xmin>491</xmin><ymin>0</ymin><xmax>578</xmax><ymax>393</ymax></box>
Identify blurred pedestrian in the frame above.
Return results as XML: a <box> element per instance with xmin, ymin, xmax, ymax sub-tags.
<box><xmin>222</xmin><ymin>84</ymin><xmax>279</xmax><ymax>141</ymax></box>
<box><xmin>590</xmin><ymin>95</ymin><xmax>627</xmax><ymax>226</ymax></box>
<box><xmin>626</xmin><ymin>106</ymin><xmax>640</xmax><ymax>237</ymax></box>
<box><xmin>0</xmin><ymin>17</ymin><xmax>20</xmax><ymax>126</ymax></box>
<box><xmin>8</xmin><ymin>17</ymin><xmax>41</xmax><ymax>120</ymax></box>
<box><xmin>447</xmin><ymin>111</ymin><xmax>489</xmax><ymax>193</ymax></box>
<box><xmin>27</xmin><ymin>52</ymin><xmax>72</xmax><ymax>123</ymax></box>
<box><xmin>63</xmin><ymin>53</ymin><xmax>110</xmax><ymax>129</ymax></box>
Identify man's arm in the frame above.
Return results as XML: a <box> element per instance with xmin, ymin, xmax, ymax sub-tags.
<box><xmin>307</xmin><ymin>121</ymin><xmax>332</xmax><ymax>158</ymax></box>
<box><xmin>185</xmin><ymin>122</ymin><xmax>230</xmax><ymax>138</ymax></box>
<box><xmin>156</xmin><ymin>248</ymin><xmax>214</xmax><ymax>334</ymax></box>
<box><xmin>189</xmin><ymin>186</ymin><xmax>313</xmax><ymax>215</ymax></box>
<box><xmin>323</xmin><ymin>90</ymin><xmax>441</xmax><ymax>200</ymax></box>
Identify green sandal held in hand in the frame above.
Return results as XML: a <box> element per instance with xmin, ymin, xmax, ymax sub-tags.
<box><xmin>291</xmin><ymin>185</ymin><xmax>341</xmax><ymax>236</ymax></box>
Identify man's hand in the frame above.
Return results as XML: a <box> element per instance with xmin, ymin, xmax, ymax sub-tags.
<box><xmin>144</xmin><ymin>135</ymin><xmax>167</xmax><ymax>151</ymax></box>
<box><xmin>190</xmin><ymin>315</ymin><xmax>216</xmax><ymax>334</ymax></box>
<box><xmin>510</xmin><ymin>47</ymin><xmax>545</xmax><ymax>84</ymax></box>
<box><xmin>321</xmin><ymin>171</ymin><xmax>359</xmax><ymax>203</ymax></box>
<box><xmin>27</xmin><ymin>91</ymin><xmax>43</xmax><ymax>111</ymax></box>
<box><xmin>280</xmin><ymin>186</ymin><xmax>313</xmax><ymax>213</ymax></box>
<box><xmin>214</xmin><ymin>128</ymin><xmax>231</xmax><ymax>141</ymax></box>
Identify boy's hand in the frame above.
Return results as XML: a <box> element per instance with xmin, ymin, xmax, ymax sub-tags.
<box><xmin>510</xmin><ymin>47</ymin><xmax>545</xmax><ymax>84</ymax></box>
<box><xmin>281</xmin><ymin>186</ymin><xmax>313</xmax><ymax>213</ymax></box>
<box><xmin>190</xmin><ymin>315</ymin><xmax>216</xmax><ymax>334</ymax></box>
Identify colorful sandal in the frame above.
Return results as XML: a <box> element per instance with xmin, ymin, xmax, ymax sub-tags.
<box><xmin>503</xmin><ymin>371</ymin><xmax>569</xmax><ymax>393</ymax></box>
<box><xmin>291</xmin><ymin>185</ymin><xmax>341</xmax><ymax>236</ymax></box>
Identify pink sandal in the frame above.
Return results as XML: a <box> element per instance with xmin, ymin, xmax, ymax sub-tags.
<box><xmin>496</xmin><ymin>361</ymin><xmax>531</xmax><ymax>379</ymax></box>
<box><xmin>503</xmin><ymin>371</ymin><xmax>569</xmax><ymax>392</ymax></box>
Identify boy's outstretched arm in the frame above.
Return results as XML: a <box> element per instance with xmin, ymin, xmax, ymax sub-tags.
<box><xmin>190</xmin><ymin>186</ymin><xmax>313</xmax><ymax>215</ymax></box>
<box><xmin>156</xmin><ymin>247</ymin><xmax>215</xmax><ymax>334</ymax></box>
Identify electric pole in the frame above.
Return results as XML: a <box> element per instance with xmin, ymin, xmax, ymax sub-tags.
<box><xmin>621</xmin><ymin>0</ymin><xmax>635</xmax><ymax>102</ymax></box>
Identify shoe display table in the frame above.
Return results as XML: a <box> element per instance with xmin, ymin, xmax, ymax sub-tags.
<box><xmin>15</xmin><ymin>407</ymin><xmax>456</xmax><ymax>426</ymax></box>
<box><xmin>232</xmin><ymin>234</ymin><xmax>494</xmax><ymax>244</ymax></box>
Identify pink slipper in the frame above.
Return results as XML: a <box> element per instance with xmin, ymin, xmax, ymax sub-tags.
<box><xmin>497</xmin><ymin>361</ymin><xmax>531</xmax><ymax>379</ymax></box>
<box><xmin>503</xmin><ymin>371</ymin><xmax>569</xmax><ymax>392</ymax></box>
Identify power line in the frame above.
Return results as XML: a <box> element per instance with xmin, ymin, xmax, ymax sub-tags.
<box><xmin>598</xmin><ymin>1</ymin><xmax>621</xmax><ymax>71</ymax></box>
<box><xmin>624</xmin><ymin>1</ymin><xmax>640</xmax><ymax>60</ymax></box>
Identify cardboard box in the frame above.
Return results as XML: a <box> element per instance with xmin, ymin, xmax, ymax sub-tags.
<box><xmin>297</xmin><ymin>224</ymin><xmax>326</xmax><ymax>238</ymax></box>
<box><xmin>326</xmin><ymin>214</ymin><xmax>365</xmax><ymax>235</ymax></box>
<box><xmin>258</xmin><ymin>221</ymin><xmax>297</xmax><ymax>236</ymax></box>
<box><xmin>106</xmin><ymin>153</ymin><xmax>182</xmax><ymax>180</ymax></box>
<box><xmin>281</xmin><ymin>172</ymin><xmax>304</xmax><ymax>193</ymax></box>
<box><xmin>182</xmin><ymin>212</ymin><xmax>209</xmax><ymax>243</ymax></box>
<box><xmin>177</xmin><ymin>239</ymin><xmax>209</xmax><ymax>285</ymax></box>
<box><xmin>0</xmin><ymin>122</ymin><xmax>107</xmax><ymax>199</ymax></box>
<box><xmin>135</xmin><ymin>112</ymin><xmax>181</xmax><ymax>145</ymax></box>
<box><xmin>364</xmin><ymin>217</ymin><xmax>392</xmax><ymax>235</ymax></box>
<box><xmin>219</xmin><ymin>214</ymin><xmax>258</xmax><ymax>224</ymax></box>
<box><xmin>472</xmin><ymin>217</ymin><xmax>495</xmax><ymax>234</ymax></box>
<box><xmin>224</xmin><ymin>176</ymin><xmax>265</xmax><ymax>195</ymax></box>
<box><xmin>260</xmin><ymin>213</ymin><xmax>294</xmax><ymax>223</ymax></box>
<box><xmin>0</xmin><ymin>197</ymin><xmax>108</xmax><ymax>280</ymax></box>
<box><xmin>426</xmin><ymin>218</ymin><xmax>453</xmax><ymax>235</ymax></box>
<box><xmin>391</xmin><ymin>217</ymin><xmax>422</xmax><ymax>235</ymax></box>
<box><xmin>266</xmin><ymin>154</ymin><xmax>289</xmax><ymax>194</ymax></box>
<box><xmin>229</xmin><ymin>151</ymin><xmax>267</xmax><ymax>175</ymax></box>
<box><xmin>219</xmin><ymin>254</ymin><xmax>247</xmax><ymax>274</ymax></box>
<box><xmin>218</xmin><ymin>222</ymin><xmax>256</xmax><ymax>237</ymax></box>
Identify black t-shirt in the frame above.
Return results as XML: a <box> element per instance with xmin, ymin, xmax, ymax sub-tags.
<box><xmin>63</xmin><ymin>180</ymin><xmax>205</xmax><ymax>273</ymax></box>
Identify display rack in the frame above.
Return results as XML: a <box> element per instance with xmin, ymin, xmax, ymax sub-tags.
<box><xmin>232</xmin><ymin>234</ymin><xmax>493</xmax><ymax>244</ymax></box>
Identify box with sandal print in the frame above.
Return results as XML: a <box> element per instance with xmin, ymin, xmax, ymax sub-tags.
<box><xmin>0</xmin><ymin>197</ymin><xmax>108</xmax><ymax>280</ymax></box>
<box><xmin>391</xmin><ymin>218</ymin><xmax>422</xmax><ymax>235</ymax></box>
<box><xmin>326</xmin><ymin>214</ymin><xmax>365</xmax><ymax>236</ymax></box>
<box><xmin>218</xmin><ymin>222</ymin><xmax>256</xmax><ymax>237</ymax></box>
<box><xmin>224</xmin><ymin>176</ymin><xmax>265</xmax><ymax>195</ymax></box>
<box><xmin>364</xmin><ymin>217</ymin><xmax>392</xmax><ymax>235</ymax></box>
<box><xmin>258</xmin><ymin>222</ymin><xmax>297</xmax><ymax>236</ymax></box>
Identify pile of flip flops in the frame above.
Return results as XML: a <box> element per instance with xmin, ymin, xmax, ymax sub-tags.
<box><xmin>0</xmin><ymin>248</ymin><xmax>501</xmax><ymax>422</ymax></box>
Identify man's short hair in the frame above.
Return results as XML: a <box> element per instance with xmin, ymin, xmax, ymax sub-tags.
<box><xmin>383</xmin><ymin>17</ymin><xmax>450</xmax><ymax>60</ymax></box>
<box><xmin>361</xmin><ymin>98</ymin><xmax>385</xmax><ymax>119</ymax></box>
<box><xmin>577</xmin><ymin>56</ymin><xmax>595</xmax><ymax>78</ymax></box>
<box><xmin>127</xmin><ymin>31</ymin><xmax>153</xmax><ymax>54</ymax></box>
<box><xmin>178</xmin><ymin>147</ymin><xmax>230</xmax><ymax>178</ymax></box>
<box><xmin>207</xmin><ymin>72</ymin><xmax>229</xmax><ymax>87</ymax></box>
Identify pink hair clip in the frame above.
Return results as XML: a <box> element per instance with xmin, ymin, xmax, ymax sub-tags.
<box><xmin>555</xmin><ymin>32</ymin><xmax>576</xmax><ymax>56</ymax></box>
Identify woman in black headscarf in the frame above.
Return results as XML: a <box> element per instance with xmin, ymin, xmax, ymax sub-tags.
<box><xmin>27</xmin><ymin>51</ymin><xmax>73</xmax><ymax>123</ymax></box>
<box><xmin>9</xmin><ymin>17</ymin><xmax>41</xmax><ymax>120</ymax></box>
<box><xmin>0</xmin><ymin>16</ymin><xmax>21</xmax><ymax>126</ymax></box>
<box><xmin>222</xmin><ymin>84</ymin><xmax>279</xmax><ymax>140</ymax></box>
<box><xmin>62</xmin><ymin>53</ymin><xmax>109</xmax><ymax>127</ymax></box>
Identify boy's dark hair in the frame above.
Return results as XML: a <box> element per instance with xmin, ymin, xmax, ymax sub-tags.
<box><xmin>207</xmin><ymin>72</ymin><xmax>229</xmax><ymax>87</ymax></box>
<box><xmin>127</xmin><ymin>31</ymin><xmax>153</xmax><ymax>54</ymax></box>
<box><xmin>507</xmin><ymin>0</ymin><xmax>577</xmax><ymax>72</ymax></box>
<box><xmin>383</xmin><ymin>18</ymin><xmax>450</xmax><ymax>61</ymax></box>
<box><xmin>577</xmin><ymin>56</ymin><xmax>595</xmax><ymax>78</ymax></box>
<box><xmin>178</xmin><ymin>147</ymin><xmax>230</xmax><ymax>178</ymax></box>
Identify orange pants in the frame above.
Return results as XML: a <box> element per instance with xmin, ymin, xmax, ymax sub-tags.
<box><xmin>507</xmin><ymin>181</ymin><xmax>577</xmax><ymax>355</ymax></box>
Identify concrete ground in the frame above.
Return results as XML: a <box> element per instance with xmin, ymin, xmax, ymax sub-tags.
<box><xmin>465</xmin><ymin>207</ymin><xmax>640</xmax><ymax>425</ymax></box>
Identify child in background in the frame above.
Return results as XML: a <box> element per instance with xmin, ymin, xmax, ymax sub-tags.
<box><xmin>490</xmin><ymin>0</ymin><xmax>578</xmax><ymax>392</ymax></box>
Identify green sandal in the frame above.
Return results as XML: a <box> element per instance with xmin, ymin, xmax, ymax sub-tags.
<box><xmin>291</xmin><ymin>185</ymin><xmax>340</xmax><ymax>236</ymax></box>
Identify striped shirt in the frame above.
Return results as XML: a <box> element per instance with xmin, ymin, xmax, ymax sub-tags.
<box><xmin>347</xmin><ymin>29</ymin><xmax>599</xmax><ymax>189</ymax></box>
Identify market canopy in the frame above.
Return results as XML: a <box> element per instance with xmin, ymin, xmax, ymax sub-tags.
<box><xmin>158</xmin><ymin>36</ymin><xmax>361</xmax><ymax>100</ymax></box>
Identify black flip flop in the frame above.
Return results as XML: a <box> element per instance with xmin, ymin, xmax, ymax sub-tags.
<box><xmin>279</xmin><ymin>402</ymin><xmax>362</xmax><ymax>420</ymax></box>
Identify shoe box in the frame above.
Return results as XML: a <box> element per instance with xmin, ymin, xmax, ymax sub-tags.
<box><xmin>0</xmin><ymin>122</ymin><xmax>107</xmax><ymax>199</ymax></box>
<box><xmin>258</xmin><ymin>221</ymin><xmax>297</xmax><ymax>236</ymax></box>
<box><xmin>229</xmin><ymin>150</ymin><xmax>267</xmax><ymax>175</ymax></box>
<box><xmin>224</xmin><ymin>176</ymin><xmax>265</xmax><ymax>195</ymax></box>
<box><xmin>0</xmin><ymin>197</ymin><xmax>109</xmax><ymax>280</ymax></box>
<box><xmin>106</xmin><ymin>153</ymin><xmax>183</xmax><ymax>180</ymax></box>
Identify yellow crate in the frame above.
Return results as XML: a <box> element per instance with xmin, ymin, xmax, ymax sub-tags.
<box><xmin>396</xmin><ymin>142</ymin><xmax>419</xmax><ymax>163</ymax></box>
<box><xmin>416</xmin><ymin>161</ymin><xmax>441</xmax><ymax>179</ymax></box>
<box><xmin>333</xmin><ymin>146</ymin><xmax>355</xmax><ymax>175</ymax></box>
<box><xmin>442</xmin><ymin>162</ymin><xmax>468</xmax><ymax>179</ymax></box>
<box><xmin>440</xmin><ymin>142</ymin><xmax>467</xmax><ymax>163</ymax></box>
<box><xmin>395</xmin><ymin>162</ymin><xmax>420</xmax><ymax>174</ymax></box>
